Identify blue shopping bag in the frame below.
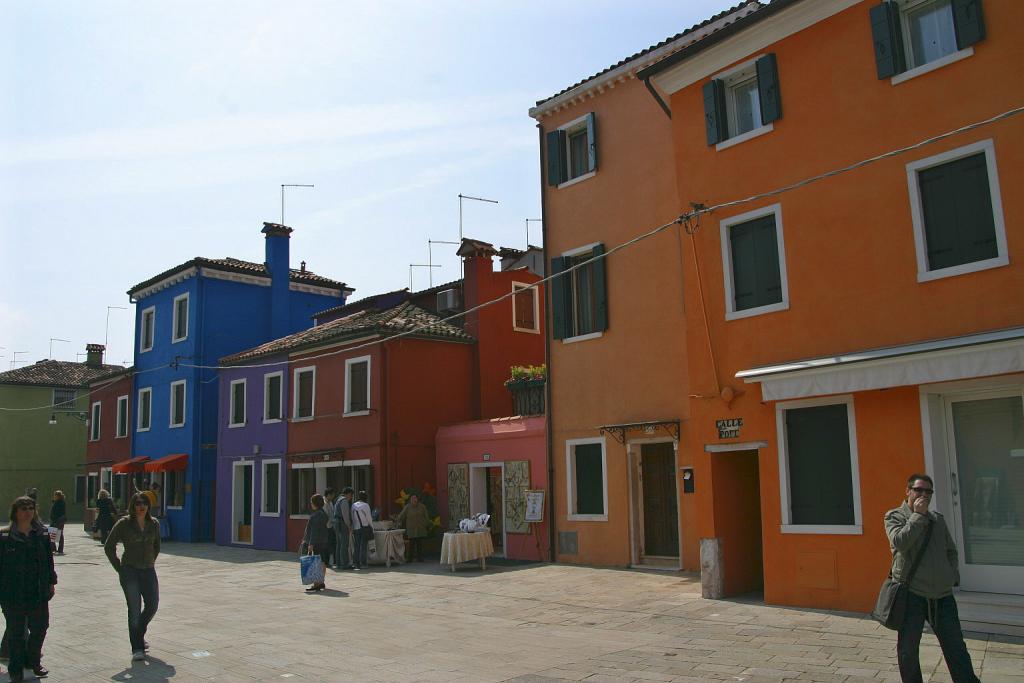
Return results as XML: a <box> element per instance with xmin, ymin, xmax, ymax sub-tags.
<box><xmin>300</xmin><ymin>553</ymin><xmax>325</xmax><ymax>585</ymax></box>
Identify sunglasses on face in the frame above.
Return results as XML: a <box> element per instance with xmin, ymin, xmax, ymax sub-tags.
<box><xmin>910</xmin><ymin>487</ymin><xmax>934</xmax><ymax>495</ymax></box>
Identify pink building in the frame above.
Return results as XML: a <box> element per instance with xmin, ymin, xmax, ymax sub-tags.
<box><xmin>436</xmin><ymin>415</ymin><xmax>548</xmax><ymax>562</ymax></box>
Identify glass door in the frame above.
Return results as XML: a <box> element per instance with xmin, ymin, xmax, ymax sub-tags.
<box><xmin>944</xmin><ymin>390</ymin><xmax>1024</xmax><ymax>594</ymax></box>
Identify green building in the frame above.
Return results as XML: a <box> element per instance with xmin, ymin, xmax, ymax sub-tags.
<box><xmin>0</xmin><ymin>344</ymin><xmax>123</xmax><ymax>523</ymax></box>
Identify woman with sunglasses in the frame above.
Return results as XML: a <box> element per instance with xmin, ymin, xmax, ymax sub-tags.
<box><xmin>0</xmin><ymin>496</ymin><xmax>58</xmax><ymax>682</ymax></box>
<box><xmin>104</xmin><ymin>493</ymin><xmax>161</xmax><ymax>662</ymax></box>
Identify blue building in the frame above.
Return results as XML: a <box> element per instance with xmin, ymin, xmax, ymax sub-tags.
<box><xmin>126</xmin><ymin>223</ymin><xmax>352</xmax><ymax>541</ymax></box>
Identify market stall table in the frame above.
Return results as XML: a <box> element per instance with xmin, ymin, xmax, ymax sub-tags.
<box><xmin>368</xmin><ymin>528</ymin><xmax>405</xmax><ymax>567</ymax></box>
<box><xmin>440</xmin><ymin>530</ymin><xmax>493</xmax><ymax>571</ymax></box>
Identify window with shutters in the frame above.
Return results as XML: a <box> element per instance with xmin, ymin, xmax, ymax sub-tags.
<box><xmin>229</xmin><ymin>379</ymin><xmax>246</xmax><ymax>427</ymax></box>
<box><xmin>907</xmin><ymin>139</ymin><xmax>1007</xmax><ymax>282</ymax></box>
<box><xmin>263</xmin><ymin>371</ymin><xmax>283</xmax><ymax>423</ymax></box>
<box><xmin>720</xmin><ymin>204</ymin><xmax>789</xmax><ymax>320</ymax></box>
<box><xmin>703</xmin><ymin>54</ymin><xmax>781</xmax><ymax>149</ymax></box>
<box><xmin>776</xmin><ymin>396</ymin><xmax>863</xmax><ymax>534</ymax></box>
<box><xmin>116</xmin><ymin>395</ymin><xmax>129</xmax><ymax>438</ymax></box>
<box><xmin>566</xmin><ymin>438</ymin><xmax>607</xmax><ymax>521</ymax></box>
<box><xmin>90</xmin><ymin>401</ymin><xmax>101</xmax><ymax>441</ymax></box>
<box><xmin>169</xmin><ymin>380</ymin><xmax>186</xmax><ymax>427</ymax></box>
<box><xmin>140</xmin><ymin>306</ymin><xmax>155</xmax><ymax>353</ymax></box>
<box><xmin>261</xmin><ymin>459</ymin><xmax>281</xmax><ymax>516</ymax></box>
<box><xmin>293</xmin><ymin>367</ymin><xmax>315</xmax><ymax>420</ymax></box>
<box><xmin>137</xmin><ymin>387</ymin><xmax>152</xmax><ymax>431</ymax></box>
<box><xmin>546</xmin><ymin>112</ymin><xmax>597</xmax><ymax>187</ymax></box>
<box><xmin>870</xmin><ymin>0</ymin><xmax>984</xmax><ymax>84</ymax></box>
<box><xmin>512</xmin><ymin>282</ymin><xmax>539</xmax><ymax>333</ymax></box>
<box><xmin>344</xmin><ymin>356</ymin><xmax>371</xmax><ymax>416</ymax></box>
<box><xmin>551</xmin><ymin>243</ymin><xmax>608</xmax><ymax>342</ymax></box>
<box><xmin>171</xmin><ymin>293</ymin><xmax>189</xmax><ymax>343</ymax></box>
<box><xmin>53</xmin><ymin>388</ymin><xmax>75</xmax><ymax>409</ymax></box>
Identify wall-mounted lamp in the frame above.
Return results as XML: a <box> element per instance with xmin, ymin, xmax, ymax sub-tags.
<box><xmin>49</xmin><ymin>411</ymin><xmax>89</xmax><ymax>425</ymax></box>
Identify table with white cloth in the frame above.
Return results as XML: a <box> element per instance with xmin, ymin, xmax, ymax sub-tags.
<box><xmin>367</xmin><ymin>528</ymin><xmax>405</xmax><ymax>567</ymax></box>
<box><xmin>440</xmin><ymin>530</ymin><xmax>494</xmax><ymax>571</ymax></box>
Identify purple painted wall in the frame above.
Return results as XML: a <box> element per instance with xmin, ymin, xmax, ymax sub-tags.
<box><xmin>215</xmin><ymin>355</ymin><xmax>289</xmax><ymax>551</ymax></box>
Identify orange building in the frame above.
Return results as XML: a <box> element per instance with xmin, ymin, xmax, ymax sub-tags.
<box><xmin>536</xmin><ymin>0</ymin><xmax>1023</xmax><ymax>631</ymax></box>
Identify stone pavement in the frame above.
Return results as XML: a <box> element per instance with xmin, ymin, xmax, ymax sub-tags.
<box><xmin>3</xmin><ymin>531</ymin><xmax>1021</xmax><ymax>683</ymax></box>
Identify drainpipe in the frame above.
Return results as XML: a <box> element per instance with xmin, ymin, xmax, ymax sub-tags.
<box><xmin>194</xmin><ymin>275</ymin><xmax>206</xmax><ymax>542</ymax></box>
<box><xmin>642</xmin><ymin>76</ymin><xmax>672</xmax><ymax>120</ymax></box>
<box><xmin>380</xmin><ymin>342</ymin><xmax>389</xmax><ymax>512</ymax></box>
<box><xmin>538</xmin><ymin>122</ymin><xmax>557</xmax><ymax>564</ymax></box>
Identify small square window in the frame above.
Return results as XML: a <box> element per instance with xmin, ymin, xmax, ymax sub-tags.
<box><xmin>546</xmin><ymin>112</ymin><xmax>597</xmax><ymax>187</ymax></box>
<box><xmin>53</xmin><ymin>388</ymin><xmax>75</xmax><ymax>409</ymax></box>
<box><xmin>903</xmin><ymin>0</ymin><xmax>958</xmax><ymax>69</ymax></box>
<box><xmin>704</xmin><ymin>54</ymin><xmax>781</xmax><ymax>147</ymax></box>
<box><xmin>726</xmin><ymin>74</ymin><xmax>762</xmax><ymax>137</ymax></box>
<box><xmin>512</xmin><ymin>283</ymin><xmax>539</xmax><ymax>333</ymax></box>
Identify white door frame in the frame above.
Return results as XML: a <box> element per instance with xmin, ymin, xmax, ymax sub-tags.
<box><xmin>919</xmin><ymin>374</ymin><xmax>1024</xmax><ymax>595</ymax></box>
<box><xmin>469</xmin><ymin>462</ymin><xmax>506</xmax><ymax>558</ymax></box>
<box><xmin>231</xmin><ymin>460</ymin><xmax>255</xmax><ymax>546</ymax></box>
<box><xmin>626</xmin><ymin>437</ymin><xmax>681</xmax><ymax>569</ymax></box>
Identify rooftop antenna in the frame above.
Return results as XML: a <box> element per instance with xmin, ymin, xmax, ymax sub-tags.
<box><xmin>457</xmin><ymin>193</ymin><xmax>498</xmax><ymax>240</ymax></box>
<box><xmin>106</xmin><ymin>306</ymin><xmax>127</xmax><ymax>350</ymax></box>
<box><xmin>11</xmin><ymin>350</ymin><xmax>28</xmax><ymax>370</ymax></box>
<box><xmin>281</xmin><ymin>184</ymin><xmax>314</xmax><ymax>225</ymax></box>
<box><xmin>428</xmin><ymin>239</ymin><xmax>459</xmax><ymax>287</ymax></box>
<box><xmin>409</xmin><ymin>264</ymin><xmax>441</xmax><ymax>290</ymax></box>
<box><xmin>525</xmin><ymin>219</ymin><xmax>542</xmax><ymax>249</ymax></box>
<box><xmin>49</xmin><ymin>338</ymin><xmax>70</xmax><ymax>360</ymax></box>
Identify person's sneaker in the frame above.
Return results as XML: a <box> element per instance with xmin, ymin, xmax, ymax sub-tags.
<box><xmin>32</xmin><ymin>665</ymin><xmax>49</xmax><ymax>677</ymax></box>
<box><xmin>143</xmin><ymin>640</ymin><xmax>150</xmax><ymax>652</ymax></box>
<box><xmin>132</xmin><ymin>650</ymin><xmax>146</xmax><ymax>661</ymax></box>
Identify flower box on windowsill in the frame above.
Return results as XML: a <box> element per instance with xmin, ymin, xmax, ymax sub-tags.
<box><xmin>507</xmin><ymin>379</ymin><xmax>545</xmax><ymax>416</ymax></box>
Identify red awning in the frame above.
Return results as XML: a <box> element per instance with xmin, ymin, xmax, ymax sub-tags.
<box><xmin>144</xmin><ymin>453</ymin><xmax>188</xmax><ymax>473</ymax></box>
<box><xmin>112</xmin><ymin>456</ymin><xmax>151</xmax><ymax>474</ymax></box>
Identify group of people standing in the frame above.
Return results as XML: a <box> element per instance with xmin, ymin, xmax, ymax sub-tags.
<box><xmin>300</xmin><ymin>487</ymin><xmax>431</xmax><ymax>592</ymax></box>
<box><xmin>0</xmin><ymin>489</ymin><xmax>162</xmax><ymax>680</ymax></box>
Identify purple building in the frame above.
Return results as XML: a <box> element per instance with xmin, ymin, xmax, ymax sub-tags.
<box><xmin>214</xmin><ymin>354</ymin><xmax>289</xmax><ymax>550</ymax></box>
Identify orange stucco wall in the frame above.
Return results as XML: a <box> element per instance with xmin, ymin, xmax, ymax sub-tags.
<box><xmin>665</xmin><ymin>1</ymin><xmax>1024</xmax><ymax>610</ymax></box>
<box><xmin>539</xmin><ymin>75</ymin><xmax>694</xmax><ymax>568</ymax></box>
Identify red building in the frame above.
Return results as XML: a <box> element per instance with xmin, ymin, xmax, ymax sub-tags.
<box><xmin>84</xmin><ymin>367</ymin><xmax>135</xmax><ymax>527</ymax></box>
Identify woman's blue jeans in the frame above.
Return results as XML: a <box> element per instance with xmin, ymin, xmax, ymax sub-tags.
<box><xmin>119</xmin><ymin>567</ymin><xmax>159</xmax><ymax>653</ymax></box>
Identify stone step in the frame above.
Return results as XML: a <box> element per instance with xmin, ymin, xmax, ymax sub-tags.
<box><xmin>957</xmin><ymin>590</ymin><xmax>1024</xmax><ymax>636</ymax></box>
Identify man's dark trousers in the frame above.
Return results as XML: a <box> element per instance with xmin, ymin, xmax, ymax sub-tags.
<box><xmin>897</xmin><ymin>592</ymin><xmax>979</xmax><ymax>683</ymax></box>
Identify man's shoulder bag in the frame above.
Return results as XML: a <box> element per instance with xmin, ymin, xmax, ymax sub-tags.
<box><xmin>871</xmin><ymin>518</ymin><xmax>933</xmax><ymax>630</ymax></box>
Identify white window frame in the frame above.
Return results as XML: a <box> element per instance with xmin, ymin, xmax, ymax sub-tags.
<box><xmin>165</xmin><ymin>470</ymin><xmax>185</xmax><ymax>510</ymax></box>
<box><xmin>229</xmin><ymin>378</ymin><xmax>246</xmax><ymax>428</ymax></box>
<box><xmin>263</xmin><ymin>371</ymin><xmax>284</xmax><ymax>424</ymax></box>
<box><xmin>559</xmin><ymin>242</ymin><xmax>605</xmax><ymax>344</ymax></box>
<box><xmin>89</xmin><ymin>401</ymin><xmax>101</xmax><ymax>441</ymax></box>
<box><xmin>115</xmin><ymin>395</ymin><xmax>129</xmax><ymax>439</ymax></box>
<box><xmin>260</xmin><ymin>458</ymin><xmax>282</xmax><ymax>517</ymax></box>
<box><xmin>776</xmin><ymin>394</ymin><xmax>863</xmax><ymax>535</ymax></box>
<box><xmin>292</xmin><ymin>367</ymin><xmax>316</xmax><ymax>422</ymax></box>
<box><xmin>288</xmin><ymin>462</ymin><xmax>316</xmax><ymax>519</ymax></box>
<box><xmin>137</xmin><ymin>387</ymin><xmax>152</xmax><ymax>432</ymax></box>
<box><xmin>512</xmin><ymin>282</ymin><xmax>540</xmax><ymax>334</ymax></box>
<box><xmin>565</xmin><ymin>437</ymin><xmax>609</xmax><ymax>522</ymax></box>
<box><xmin>99</xmin><ymin>466</ymin><xmax>113</xmax><ymax>496</ymax></box>
<box><xmin>907</xmin><ymin>138</ymin><xmax>1008</xmax><ymax>283</ymax></box>
<box><xmin>169</xmin><ymin>380</ymin><xmax>186</xmax><ymax>428</ymax></box>
<box><xmin>344</xmin><ymin>356</ymin><xmax>372</xmax><ymax>417</ymax></box>
<box><xmin>720</xmin><ymin>203</ymin><xmax>790</xmax><ymax>320</ymax></box>
<box><xmin>140</xmin><ymin>306</ymin><xmax>155</xmax><ymax>353</ymax></box>
<box><xmin>171</xmin><ymin>292</ymin><xmax>189</xmax><ymax>343</ymax></box>
<box><xmin>557</xmin><ymin>112</ymin><xmax>596</xmax><ymax>189</ymax></box>
<box><xmin>711</xmin><ymin>56</ymin><xmax>775</xmax><ymax>151</ymax></box>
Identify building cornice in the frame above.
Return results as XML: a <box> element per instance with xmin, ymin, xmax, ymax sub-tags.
<box><xmin>129</xmin><ymin>266</ymin><xmax>198</xmax><ymax>301</ymax></box>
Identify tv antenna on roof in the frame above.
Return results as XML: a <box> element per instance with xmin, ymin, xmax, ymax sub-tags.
<box><xmin>281</xmin><ymin>184</ymin><xmax>314</xmax><ymax>225</ymax></box>
<box><xmin>525</xmin><ymin>219</ymin><xmax>541</xmax><ymax>249</ymax></box>
<box><xmin>457</xmin><ymin>193</ymin><xmax>498</xmax><ymax>240</ymax></box>
<box><xmin>428</xmin><ymin>240</ymin><xmax>459</xmax><ymax>287</ymax></box>
<box><xmin>409</xmin><ymin>264</ymin><xmax>441</xmax><ymax>290</ymax></box>
<box><xmin>49</xmin><ymin>338</ymin><xmax>70</xmax><ymax>360</ymax></box>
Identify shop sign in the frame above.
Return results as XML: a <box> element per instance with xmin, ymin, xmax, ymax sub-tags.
<box><xmin>715</xmin><ymin>417</ymin><xmax>743</xmax><ymax>439</ymax></box>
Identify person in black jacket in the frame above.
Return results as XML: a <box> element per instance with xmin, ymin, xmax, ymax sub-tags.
<box><xmin>0</xmin><ymin>495</ymin><xmax>58</xmax><ymax>682</ymax></box>
<box><xmin>48</xmin><ymin>491</ymin><xmax>67</xmax><ymax>555</ymax></box>
<box><xmin>301</xmin><ymin>494</ymin><xmax>330</xmax><ymax>592</ymax></box>
<box><xmin>95</xmin><ymin>489</ymin><xmax>118</xmax><ymax>543</ymax></box>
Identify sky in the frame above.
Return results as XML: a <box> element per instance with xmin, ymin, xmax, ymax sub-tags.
<box><xmin>1</xmin><ymin>0</ymin><xmax>729</xmax><ymax>369</ymax></box>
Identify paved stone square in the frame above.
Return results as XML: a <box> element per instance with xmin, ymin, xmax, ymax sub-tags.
<box><xmin>4</xmin><ymin>531</ymin><xmax>1021</xmax><ymax>683</ymax></box>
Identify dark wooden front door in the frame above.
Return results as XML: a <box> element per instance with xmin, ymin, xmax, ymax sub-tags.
<box><xmin>641</xmin><ymin>443</ymin><xmax>679</xmax><ymax>557</ymax></box>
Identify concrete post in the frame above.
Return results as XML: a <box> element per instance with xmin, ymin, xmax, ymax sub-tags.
<box><xmin>700</xmin><ymin>537</ymin><xmax>724</xmax><ymax>599</ymax></box>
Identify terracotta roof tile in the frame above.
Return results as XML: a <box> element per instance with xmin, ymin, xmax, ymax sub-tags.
<box><xmin>0</xmin><ymin>360</ymin><xmax>127</xmax><ymax>388</ymax></box>
<box><xmin>127</xmin><ymin>256</ymin><xmax>350</xmax><ymax>296</ymax></box>
<box><xmin>222</xmin><ymin>301</ymin><xmax>473</xmax><ymax>364</ymax></box>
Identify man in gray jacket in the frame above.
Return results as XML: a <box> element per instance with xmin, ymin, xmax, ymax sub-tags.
<box><xmin>333</xmin><ymin>487</ymin><xmax>354</xmax><ymax>570</ymax></box>
<box><xmin>884</xmin><ymin>474</ymin><xmax>979</xmax><ymax>683</ymax></box>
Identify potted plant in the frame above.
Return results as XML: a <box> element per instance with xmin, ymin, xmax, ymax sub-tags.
<box><xmin>505</xmin><ymin>364</ymin><xmax>546</xmax><ymax>415</ymax></box>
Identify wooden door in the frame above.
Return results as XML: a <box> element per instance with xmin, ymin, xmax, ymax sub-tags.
<box><xmin>641</xmin><ymin>443</ymin><xmax>679</xmax><ymax>557</ymax></box>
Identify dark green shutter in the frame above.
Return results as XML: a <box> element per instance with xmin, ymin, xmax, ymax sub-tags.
<box><xmin>586</xmin><ymin>112</ymin><xmax>597</xmax><ymax>173</ymax></box>
<box><xmin>869</xmin><ymin>2</ymin><xmax>905</xmax><ymax>79</ymax></box>
<box><xmin>550</xmin><ymin>256</ymin><xmax>568</xmax><ymax>340</ymax></box>
<box><xmin>756</xmin><ymin>53</ymin><xmax>782</xmax><ymax>124</ymax></box>
<box><xmin>546</xmin><ymin>130</ymin><xmax>566</xmax><ymax>186</ymax></box>
<box><xmin>952</xmin><ymin>0</ymin><xmax>985</xmax><ymax>49</ymax></box>
<box><xmin>591</xmin><ymin>244</ymin><xmax>608</xmax><ymax>332</ymax></box>
<box><xmin>918</xmin><ymin>152</ymin><xmax>997</xmax><ymax>271</ymax></box>
<box><xmin>786</xmin><ymin>404</ymin><xmax>854</xmax><ymax>525</ymax></box>
<box><xmin>753</xmin><ymin>218</ymin><xmax>783</xmax><ymax>307</ymax></box>
<box><xmin>702</xmin><ymin>79</ymin><xmax>727</xmax><ymax>145</ymax></box>
<box><xmin>730</xmin><ymin>216</ymin><xmax>782</xmax><ymax>312</ymax></box>
<box><xmin>574</xmin><ymin>444</ymin><xmax>604</xmax><ymax>515</ymax></box>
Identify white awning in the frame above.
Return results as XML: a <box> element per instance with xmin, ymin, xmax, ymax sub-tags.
<box><xmin>737</xmin><ymin>327</ymin><xmax>1024</xmax><ymax>402</ymax></box>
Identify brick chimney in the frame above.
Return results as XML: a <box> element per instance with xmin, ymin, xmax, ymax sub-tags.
<box><xmin>262</xmin><ymin>222</ymin><xmax>293</xmax><ymax>338</ymax></box>
<box><xmin>85</xmin><ymin>343</ymin><xmax>105</xmax><ymax>368</ymax></box>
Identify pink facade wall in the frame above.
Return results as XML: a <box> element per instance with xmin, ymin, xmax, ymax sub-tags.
<box><xmin>436</xmin><ymin>416</ymin><xmax>549</xmax><ymax>562</ymax></box>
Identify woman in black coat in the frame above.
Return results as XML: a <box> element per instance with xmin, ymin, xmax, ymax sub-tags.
<box><xmin>48</xmin><ymin>490</ymin><xmax>67</xmax><ymax>555</ymax></box>
<box><xmin>0</xmin><ymin>495</ymin><xmax>58</xmax><ymax>682</ymax></box>
<box><xmin>301</xmin><ymin>494</ymin><xmax>330</xmax><ymax>592</ymax></box>
<box><xmin>96</xmin><ymin>489</ymin><xmax>118</xmax><ymax>543</ymax></box>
